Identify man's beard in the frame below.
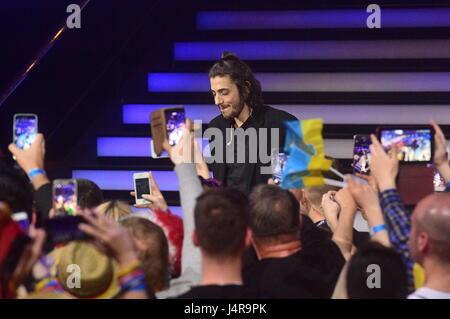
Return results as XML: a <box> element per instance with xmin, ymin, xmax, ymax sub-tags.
<box><xmin>222</xmin><ymin>99</ymin><xmax>245</xmax><ymax>120</ymax></box>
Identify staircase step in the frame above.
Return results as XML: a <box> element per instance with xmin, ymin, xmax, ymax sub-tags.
<box><xmin>173</xmin><ymin>40</ymin><xmax>450</xmax><ymax>61</ymax></box>
<box><xmin>122</xmin><ymin>103</ymin><xmax>450</xmax><ymax>125</ymax></box>
<box><xmin>195</xmin><ymin>8</ymin><xmax>450</xmax><ymax>30</ymax></box>
<box><xmin>147</xmin><ymin>72</ymin><xmax>450</xmax><ymax>92</ymax></box>
<box><xmin>124</xmin><ymin>91</ymin><xmax>450</xmax><ymax>105</ymax></box>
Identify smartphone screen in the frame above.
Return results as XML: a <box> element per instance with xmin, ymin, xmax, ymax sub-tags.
<box><xmin>379</xmin><ymin>128</ymin><xmax>432</xmax><ymax>162</ymax></box>
<box><xmin>14</xmin><ymin>114</ymin><xmax>37</xmax><ymax>150</ymax></box>
<box><xmin>165</xmin><ymin>108</ymin><xmax>185</xmax><ymax>146</ymax></box>
<box><xmin>272</xmin><ymin>152</ymin><xmax>289</xmax><ymax>185</ymax></box>
<box><xmin>54</xmin><ymin>180</ymin><xmax>77</xmax><ymax>216</ymax></box>
<box><xmin>353</xmin><ymin>135</ymin><xmax>371</xmax><ymax>175</ymax></box>
<box><xmin>135</xmin><ymin>177</ymin><xmax>151</xmax><ymax>200</ymax></box>
<box><xmin>44</xmin><ymin>215</ymin><xmax>91</xmax><ymax>244</ymax></box>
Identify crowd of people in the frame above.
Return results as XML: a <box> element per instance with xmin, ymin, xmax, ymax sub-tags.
<box><xmin>1</xmin><ymin>52</ymin><xmax>450</xmax><ymax>299</ymax></box>
<box><xmin>1</xmin><ymin>117</ymin><xmax>449</xmax><ymax>299</ymax></box>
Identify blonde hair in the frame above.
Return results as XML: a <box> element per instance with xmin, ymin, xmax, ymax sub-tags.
<box><xmin>97</xmin><ymin>200</ymin><xmax>132</xmax><ymax>222</ymax></box>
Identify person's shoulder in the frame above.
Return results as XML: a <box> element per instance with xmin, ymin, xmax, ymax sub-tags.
<box><xmin>208</xmin><ymin>114</ymin><xmax>226</xmax><ymax>129</ymax></box>
<box><xmin>262</xmin><ymin>105</ymin><xmax>298</xmax><ymax>122</ymax></box>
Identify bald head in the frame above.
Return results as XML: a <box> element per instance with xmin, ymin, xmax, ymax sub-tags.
<box><xmin>412</xmin><ymin>193</ymin><xmax>450</xmax><ymax>263</ymax></box>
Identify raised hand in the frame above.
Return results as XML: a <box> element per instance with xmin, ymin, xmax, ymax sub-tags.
<box><xmin>369</xmin><ymin>134</ymin><xmax>399</xmax><ymax>191</ymax></box>
<box><xmin>430</xmin><ymin>120</ymin><xmax>450</xmax><ymax>183</ymax></box>
<box><xmin>78</xmin><ymin>209</ymin><xmax>138</xmax><ymax>269</ymax></box>
<box><xmin>321</xmin><ymin>191</ymin><xmax>340</xmax><ymax>231</ymax></box>
<box><xmin>130</xmin><ymin>172</ymin><xmax>168</xmax><ymax>212</ymax></box>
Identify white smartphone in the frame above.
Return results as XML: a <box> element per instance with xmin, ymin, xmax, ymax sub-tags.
<box><xmin>13</xmin><ymin>113</ymin><xmax>38</xmax><ymax>150</ymax></box>
<box><xmin>133</xmin><ymin>172</ymin><xmax>152</xmax><ymax>205</ymax></box>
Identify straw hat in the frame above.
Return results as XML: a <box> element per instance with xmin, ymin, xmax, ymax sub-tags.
<box><xmin>52</xmin><ymin>241</ymin><xmax>121</xmax><ymax>299</ymax></box>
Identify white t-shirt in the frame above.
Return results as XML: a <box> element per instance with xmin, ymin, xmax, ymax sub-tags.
<box><xmin>408</xmin><ymin>287</ymin><xmax>450</xmax><ymax>299</ymax></box>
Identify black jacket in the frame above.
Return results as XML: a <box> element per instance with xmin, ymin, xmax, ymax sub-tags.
<box><xmin>207</xmin><ymin>105</ymin><xmax>298</xmax><ymax>194</ymax></box>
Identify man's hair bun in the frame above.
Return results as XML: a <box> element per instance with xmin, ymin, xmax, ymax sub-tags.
<box><xmin>221</xmin><ymin>51</ymin><xmax>238</xmax><ymax>59</ymax></box>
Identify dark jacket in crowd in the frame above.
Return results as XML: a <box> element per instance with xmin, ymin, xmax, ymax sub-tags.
<box><xmin>207</xmin><ymin>105</ymin><xmax>298</xmax><ymax>194</ymax></box>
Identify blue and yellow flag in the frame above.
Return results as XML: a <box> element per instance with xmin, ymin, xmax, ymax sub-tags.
<box><xmin>281</xmin><ymin>119</ymin><xmax>332</xmax><ymax>189</ymax></box>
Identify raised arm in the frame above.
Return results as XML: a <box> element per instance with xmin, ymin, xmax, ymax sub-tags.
<box><xmin>369</xmin><ymin>134</ymin><xmax>414</xmax><ymax>292</ymax></box>
<box><xmin>332</xmin><ymin>188</ymin><xmax>357</xmax><ymax>261</ymax></box>
<box><xmin>163</xmin><ymin>119</ymin><xmax>203</xmax><ymax>276</ymax></box>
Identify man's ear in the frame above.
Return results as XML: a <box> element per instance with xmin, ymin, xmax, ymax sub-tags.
<box><xmin>192</xmin><ymin>230</ymin><xmax>200</xmax><ymax>247</ymax></box>
<box><xmin>417</xmin><ymin>232</ymin><xmax>429</xmax><ymax>254</ymax></box>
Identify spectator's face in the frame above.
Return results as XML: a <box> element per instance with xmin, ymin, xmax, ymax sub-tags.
<box><xmin>210</xmin><ymin>75</ymin><xmax>245</xmax><ymax>120</ymax></box>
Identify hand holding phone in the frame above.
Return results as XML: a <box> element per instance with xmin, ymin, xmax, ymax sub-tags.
<box><xmin>133</xmin><ymin>172</ymin><xmax>152</xmax><ymax>205</ymax></box>
<box><xmin>151</xmin><ymin>106</ymin><xmax>186</xmax><ymax>155</ymax></box>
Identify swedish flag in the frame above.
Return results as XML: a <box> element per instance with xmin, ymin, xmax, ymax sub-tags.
<box><xmin>281</xmin><ymin>119</ymin><xmax>332</xmax><ymax>189</ymax></box>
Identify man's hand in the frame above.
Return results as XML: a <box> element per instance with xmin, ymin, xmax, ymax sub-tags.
<box><xmin>8</xmin><ymin>133</ymin><xmax>45</xmax><ymax>173</ymax></box>
<box><xmin>8</xmin><ymin>133</ymin><xmax>49</xmax><ymax>190</ymax></box>
<box><xmin>334</xmin><ymin>187</ymin><xmax>357</xmax><ymax>215</ymax></box>
<box><xmin>163</xmin><ymin>118</ymin><xmax>196</xmax><ymax>165</ymax></box>
<box><xmin>130</xmin><ymin>172</ymin><xmax>168</xmax><ymax>212</ymax></box>
<box><xmin>321</xmin><ymin>191</ymin><xmax>340</xmax><ymax>231</ymax></box>
<box><xmin>345</xmin><ymin>175</ymin><xmax>390</xmax><ymax>247</ymax></box>
<box><xmin>430</xmin><ymin>120</ymin><xmax>450</xmax><ymax>183</ymax></box>
<box><xmin>346</xmin><ymin>175</ymin><xmax>379</xmax><ymax>211</ymax></box>
<box><xmin>78</xmin><ymin>209</ymin><xmax>139</xmax><ymax>269</ymax></box>
<box><xmin>369</xmin><ymin>134</ymin><xmax>399</xmax><ymax>191</ymax></box>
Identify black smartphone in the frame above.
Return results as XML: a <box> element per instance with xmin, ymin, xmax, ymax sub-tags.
<box><xmin>352</xmin><ymin>135</ymin><xmax>371</xmax><ymax>175</ymax></box>
<box><xmin>44</xmin><ymin>215</ymin><xmax>91</xmax><ymax>245</ymax></box>
<box><xmin>165</xmin><ymin>107</ymin><xmax>186</xmax><ymax>146</ymax></box>
<box><xmin>377</xmin><ymin>126</ymin><xmax>434</xmax><ymax>163</ymax></box>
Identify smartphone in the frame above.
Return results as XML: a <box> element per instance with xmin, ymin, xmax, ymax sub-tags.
<box><xmin>12</xmin><ymin>212</ymin><xmax>30</xmax><ymax>233</ymax></box>
<box><xmin>377</xmin><ymin>126</ymin><xmax>434</xmax><ymax>163</ymax></box>
<box><xmin>352</xmin><ymin>135</ymin><xmax>371</xmax><ymax>175</ymax></box>
<box><xmin>434</xmin><ymin>171</ymin><xmax>446</xmax><ymax>192</ymax></box>
<box><xmin>53</xmin><ymin>179</ymin><xmax>78</xmax><ymax>216</ymax></box>
<box><xmin>150</xmin><ymin>106</ymin><xmax>186</xmax><ymax>156</ymax></box>
<box><xmin>272</xmin><ymin>152</ymin><xmax>289</xmax><ymax>185</ymax></box>
<box><xmin>13</xmin><ymin>113</ymin><xmax>38</xmax><ymax>150</ymax></box>
<box><xmin>134</xmin><ymin>172</ymin><xmax>152</xmax><ymax>205</ymax></box>
<box><xmin>44</xmin><ymin>215</ymin><xmax>91</xmax><ymax>245</ymax></box>
<box><xmin>165</xmin><ymin>107</ymin><xmax>186</xmax><ymax>146</ymax></box>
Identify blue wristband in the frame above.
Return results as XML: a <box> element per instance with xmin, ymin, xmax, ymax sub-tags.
<box><xmin>370</xmin><ymin>224</ymin><xmax>387</xmax><ymax>236</ymax></box>
<box><xmin>28</xmin><ymin>168</ymin><xmax>46</xmax><ymax>180</ymax></box>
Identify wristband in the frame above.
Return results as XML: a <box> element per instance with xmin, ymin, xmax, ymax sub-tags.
<box><xmin>28</xmin><ymin>168</ymin><xmax>46</xmax><ymax>180</ymax></box>
<box><xmin>370</xmin><ymin>224</ymin><xmax>387</xmax><ymax>236</ymax></box>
